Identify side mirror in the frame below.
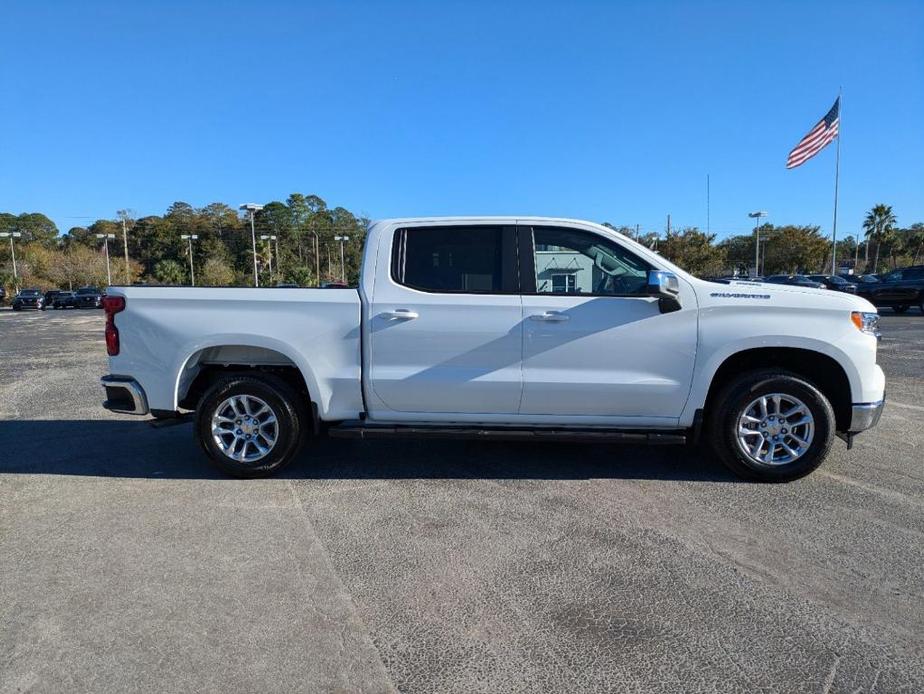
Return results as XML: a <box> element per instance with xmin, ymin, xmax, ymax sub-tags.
<box><xmin>647</xmin><ymin>270</ymin><xmax>681</xmax><ymax>313</ymax></box>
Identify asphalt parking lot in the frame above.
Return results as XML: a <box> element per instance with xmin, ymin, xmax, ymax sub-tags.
<box><xmin>1</xmin><ymin>308</ymin><xmax>922</xmax><ymax>693</ymax></box>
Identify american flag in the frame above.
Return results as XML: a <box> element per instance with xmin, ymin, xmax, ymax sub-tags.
<box><xmin>786</xmin><ymin>98</ymin><xmax>840</xmax><ymax>169</ymax></box>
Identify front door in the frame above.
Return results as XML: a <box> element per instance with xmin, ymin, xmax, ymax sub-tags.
<box><xmin>518</xmin><ymin>224</ymin><xmax>697</xmax><ymax>422</ymax></box>
<box><xmin>367</xmin><ymin>224</ymin><xmax>523</xmax><ymax>417</ymax></box>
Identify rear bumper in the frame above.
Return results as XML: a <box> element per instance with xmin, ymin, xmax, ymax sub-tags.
<box><xmin>849</xmin><ymin>396</ymin><xmax>885</xmax><ymax>433</ymax></box>
<box><xmin>101</xmin><ymin>375</ymin><xmax>149</xmax><ymax>415</ymax></box>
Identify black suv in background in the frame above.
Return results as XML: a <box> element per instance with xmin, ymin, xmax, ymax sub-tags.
<box><xmin>764</xmin><ymin>274</ymin><xmax>825</xmax><ymax>289</ymax></box>
<box><xmin>43</xmin><ymin>289</ymin><xmax>63</xmax><ymax>309</ymax></box>
<box><xmin>12</xmin><ymin>288</ymin><xmax>45</xmax><ymax>310</ymax></box>
<box><xmin>53</xmin><ymin>291</ymin><xmax>77</xmax><ymax>309</ymax></box>
<box><xmin>807</xmin><ymin>275</ymin><xmax>858</xmax><ymax>294</ymax></box>
<box><xmin>74</xmin><ymin>286</ymin><xmax>104</xmax><ymax>309</ymax></box>
<box><xmin>855</xmin><ymin>266</ymin><xmax>924</xmax><ymax>314</ymax></box>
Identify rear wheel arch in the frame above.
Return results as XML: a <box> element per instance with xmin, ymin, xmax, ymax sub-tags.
<box><xmin>703</xmin><ymin>347</ymin><xmax>853</xmax><ymax>432</ymax></box>
<box><xmin>175</xmin><ymin>344</ymin><xmax>318</xmax><ymax>432</ymax></box>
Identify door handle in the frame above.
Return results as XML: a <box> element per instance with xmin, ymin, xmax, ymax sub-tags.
<box><xmin>530</xmin><ymin>311</ymin><xmax>569</xmax><ymax>322</ymax></box>
<box><xmin>382</xmin><ymin>309</ymin><xmax>419</xmax><ymax>320</ymax></box>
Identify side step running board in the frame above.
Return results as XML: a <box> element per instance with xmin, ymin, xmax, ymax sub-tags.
<box><xmin>328</xmin><ymin>424</ymin><xmax>686</xmax><ymax>445</ymax></box>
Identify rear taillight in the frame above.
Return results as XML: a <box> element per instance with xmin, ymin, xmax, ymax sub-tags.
<box><xmin>103</xmin><ymin>295</ymin><xmax>126</xmax><ymax>356</ymax></box>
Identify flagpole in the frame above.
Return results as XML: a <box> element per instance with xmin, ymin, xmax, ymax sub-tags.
<box><xmin>830</xmin><ymin>92</ymin><xmax>841</xmax><ymax>274</ymax></box>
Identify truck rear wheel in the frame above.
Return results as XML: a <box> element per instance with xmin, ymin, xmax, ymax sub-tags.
<box><xmin>707</xmin><ymin>370</ymin><xmax>835</xmax><ymax>482</ymax></box>
<box><xmin>195</xmin><ymin>373</ymin><xmax>308</xmax><ymax>478</ymax></box>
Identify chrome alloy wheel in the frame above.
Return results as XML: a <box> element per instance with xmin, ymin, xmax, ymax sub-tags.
<box><xmin>210</xmin><ymin>394</ymin><xmax>278</xmax><ymax>463</ymax></box>
<box><xmin>735</xmin><ymin>393</ymin><xmax>815</xmax><ymax>466</ymax></box>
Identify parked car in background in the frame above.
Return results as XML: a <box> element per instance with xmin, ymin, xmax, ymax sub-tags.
<box><xmin>807</xmin><ymin>275</ymin><xmax>858</xmax><ymax>294</ymax></box>
<box><xmin>12</xmin><ymin>288</ymin><xmax>45</xmax><ymax>310</ymax></box>
<box><xmin>100</xmin><ymin>216</ymin><xmax>884</xmax><ymax>484</ymax></box>
<box><xmin>74</xmin><ymin>286</ymin><xmax>104</xmax><ymax>309</ymax></box>
<box><xmin>854</xmin><ymin>265</ymin><xmax>924</xmax><ymax>314</ymax></box>
<box><xmin>700</xmin><ymin>275</ymin><xmax>761</xmax><ymax>284</ymax></box>
<box><xmin>764</xmin><ymin>274</ymin><xmax>825</xmax><ymax>289</ymax></box>
<box><xmin>43</xmin><ymin>290</ymin><xmax>64</xmax><ymax>309</ymax></box>
<box><xmin>844</xmin><ymin>274</ymin><xmax>880</xmax><ymax>286</ymax></box>
<box><xmin>53</xmin><ymin>291</ymin><xmax>77</xmax><ymax>309</ymax></box>
<box><xmin>0</xmin><ymin>286</ymin><xmax>6</xmax><ymax>304</ymax></box>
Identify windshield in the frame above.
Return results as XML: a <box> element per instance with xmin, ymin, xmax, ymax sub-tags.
<box><xmin>76</xmin><ymin>288</ymin><xmax>98</xmax><ymax>295</ymax></box>
<box><xmin>20</xmin><ymin>289</ymin><xmax>40</xmax><ymax>296</ymax></box>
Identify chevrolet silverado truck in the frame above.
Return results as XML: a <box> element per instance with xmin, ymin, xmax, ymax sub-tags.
<box><xmin>100</xmin><ymin>217</ymin><xmax>885</xmax><ymax>481</ymax></box>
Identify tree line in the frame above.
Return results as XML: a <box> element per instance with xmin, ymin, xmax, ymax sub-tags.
<box><xmin>605</xmin><ymin>203</ymin><xmax>921</xmax><ymax>278</ymax></box>
<box><xmin>0</xmin><ymin>194</ymin><xmax>368</xmax><ymax>292</ymax></box>
<box><xmin>1</xmin><ymin>199</ymin><xmax>921</xmax><ymax>293</ymax></box>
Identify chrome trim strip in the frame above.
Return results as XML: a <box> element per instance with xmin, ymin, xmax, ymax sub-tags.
<box><xmin>101</xmin><ymin>376</ymin><xmax>150</xmax><ymax>415</ymax></box>
<box><xmin>849</xmin><ymin>398</ymin><xmax>884</xmax><ymax>432</ymax></box>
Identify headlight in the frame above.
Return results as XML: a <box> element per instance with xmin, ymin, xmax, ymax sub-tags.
<box><xmin>851</xmin><ymin>311</ymin><xmax>880</xmax><ymax>337</ymax></box>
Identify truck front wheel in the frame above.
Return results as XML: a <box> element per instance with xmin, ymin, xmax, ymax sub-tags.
<box><xmin>195</xmin><ymin>373</ymin><xmax>308</xmax><ymax>478</ymax></box>
<box><xmin>707</xmin><ymin>370</ymin><xmax>835</xmax><ymax>482</ymax></box>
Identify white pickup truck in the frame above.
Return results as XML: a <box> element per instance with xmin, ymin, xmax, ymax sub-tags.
<box><xmin>100</xmin><ymin>217</ymin><xmax>885</xmax><ymax>481</ymax></box>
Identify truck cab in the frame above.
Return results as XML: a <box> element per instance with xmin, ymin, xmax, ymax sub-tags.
<box><xmin>101</xmin><ymin>217</ymin><xmax>885</xmax><ymax>482</ymax></box>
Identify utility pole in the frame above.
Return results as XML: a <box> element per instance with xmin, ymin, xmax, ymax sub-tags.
<box><xmin>334</xmin><ymin>235</ymin><xmax>350</xmax><ymax>282</ymax></box>
<box><xmin>260</xmin><ymin>235</ymin><xmax>277</xmax><ymax>282</ymax></box>
<box><xmin>96</xmin><ymin>233</ymin><xmax>115</xmax><ymax>286</ymax></box>
<box><xmin>181</xmin><ymin>234</ymin><xmax>198</xmax><ymax>286</ymax></box>
<box><xmin>311</xmin><ymin>231</ymin><xmax>320</xmax><ymax>286</ymax></box>
<box><xmin>275</xmin><ymin>235</ymin><xmax>280</xmax><ymax>280</ymax></box>
<box><xmin>117</xmin><ymin>210</ymin><xmax>133</xmax><ymax>284</ymax></box>
<box><xmin>0</xmin><ymin>232</ymin><xmax>21</xmax><ymax>289</ymax></box>
<box><xmin>239</xmin><ymin>204</ymin><xmax>264</xmax><ymax>287</ymax></box>
<box><xmin>706</xmin><ymin>174</ymin><xmax>710</xmax><ymax>235</ymax></box>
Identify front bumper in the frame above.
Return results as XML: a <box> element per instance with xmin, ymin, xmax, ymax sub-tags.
<box><xmin>849</xmin><ymin>396</ymin><xmax>885</xmax><ymax>433</ymax></box>
<box><xmin>101</xmin><ymin>375</ymin><xmax>149</xmax><ymax>415</ymax></box>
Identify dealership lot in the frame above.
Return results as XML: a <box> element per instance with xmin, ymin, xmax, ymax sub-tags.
<box><xmin>1</xmin><ymin>309</ymin><xmax>922</xmax><ymax>693</ymax></box>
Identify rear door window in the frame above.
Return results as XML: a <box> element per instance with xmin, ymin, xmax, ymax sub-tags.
<box><xmin>391</xmin><ymin>225</ymin><xmax>517</xmax><ymax>293</ymax></box>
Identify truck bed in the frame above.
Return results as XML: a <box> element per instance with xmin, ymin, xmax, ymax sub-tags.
<box><xmin>106</xmin><ymin>286</ymin><xmax>364</xmax><ymax>419</ymax></box>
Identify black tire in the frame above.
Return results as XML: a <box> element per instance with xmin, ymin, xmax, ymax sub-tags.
<box><xmin>893</xmin><ymin>305</ymin><xmax>909</xmax><ymax>314</ymax></box>
<box><xmin>12</xmin><ymin>305</ymin><xmax>20</xmax><ymax>311</ymax></box>
<box><xmin>707</xmin><ymin>369</ymin><xmax>835</xmax><ymax>482</ymax></box>
<box><xmin>195</xmin><ymin>373</ymin><xmax>309</xmax><ymax>478</ymax></box>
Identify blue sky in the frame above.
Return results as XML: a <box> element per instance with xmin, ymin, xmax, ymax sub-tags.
<box><xmin>2</xmin><ymin>1</ymin><xmax>922</xmax><ymax>240</ymax></box>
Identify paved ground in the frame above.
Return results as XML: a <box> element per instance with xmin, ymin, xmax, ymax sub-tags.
<box><xmin>1</xmin><ymin>307</ymin><xmax>922</xmax><ymax>693</ymax></box>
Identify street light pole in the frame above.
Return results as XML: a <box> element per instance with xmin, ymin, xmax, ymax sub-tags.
<box><xmin>239</xmin><ymin>204</ymin><xmax>264</xmax><ymax>287</ymax></box>
<box><xmin>334</xmin><ymin>235</ymin><xmax>349</xmax><ymax>282</ymax></box>
<box><xmin>748</xmin><ymin>211</ymin><xmax>768</xmax><ymax>277</ymax></box>
<box><xmin>181</xmin><ymin>234</ymin><xmax>198</xmax><ymax>286</ymax></box>
<box><xmin>95</xmin><ymin>233</ymin><xmax>115</xmax><ymax>286</ymax></box>
<box><xmin>0</xmin><ymin>232</ymin><xmax>22</xmax><ymax>289</ymax></box>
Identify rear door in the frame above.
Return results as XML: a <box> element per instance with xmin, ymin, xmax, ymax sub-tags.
<box><xmin>518</xmin><ymin>224</ymin><xmax>697</xmax><ymax>422</ymax></box>
<box><xmin>366</xmin><ymin>224</ymin><xmax>523</xmax><ymax>417</ymax></box>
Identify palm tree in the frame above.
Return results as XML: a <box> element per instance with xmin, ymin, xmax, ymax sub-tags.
<box><xmin>862</xmin><ymin>204</ymin><xmax>897</xmax><ymax>273</ymax></box>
